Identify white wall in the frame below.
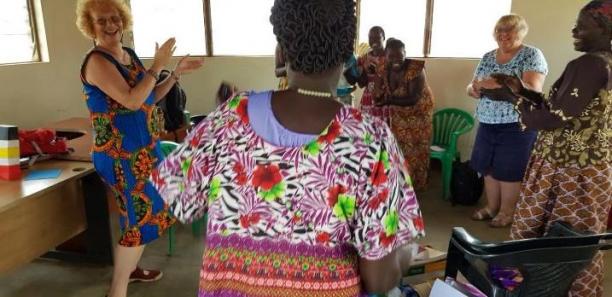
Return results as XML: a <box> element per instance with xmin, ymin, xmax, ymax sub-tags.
<box><xmin>0</xmin><ymin>0</ymin><xmax>586</xmax><ymax>157</ymax></box>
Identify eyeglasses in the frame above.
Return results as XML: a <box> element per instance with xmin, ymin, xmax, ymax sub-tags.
<box><xmin>94</xmin><ymin>15</ymin><xmax>122</xmax><ymax>27</ymax></box>
<box><xmin>495</xmin><ymin>26</ymin><xmax>516</xmax><ymax>34</ymax></box>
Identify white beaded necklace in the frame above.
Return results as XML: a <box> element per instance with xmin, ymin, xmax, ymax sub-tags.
<box><xmin>296</xmin><ymin>88</ymin><xmax>333</xmax><ymax>98</ymax></box>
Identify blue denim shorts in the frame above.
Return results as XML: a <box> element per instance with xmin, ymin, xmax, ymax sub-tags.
<box><xmin>470</xmin><ymin>122</ymin><xmax>537</xmax><ymax>182</ymax></box>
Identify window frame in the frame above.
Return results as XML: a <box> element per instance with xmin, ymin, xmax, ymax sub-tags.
<box><xmin>0</xmin><ymin>0</ymin><xmax>47</xmax><ymax>65</ymax></box>
<box><xmin>129</xmin><ymin>0</ymin><xmax>511</xmax><ymax>58</ymax></box>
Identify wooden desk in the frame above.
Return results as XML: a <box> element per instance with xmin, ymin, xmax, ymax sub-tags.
<box><xmin>0</xmin><ymin>160</ymin><xmax>113</xmax><ymax>274</ymax></box>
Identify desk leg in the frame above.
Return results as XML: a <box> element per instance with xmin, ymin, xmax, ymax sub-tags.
<box><xmin>42</xmin><ymin>172</ymin><xmax>114</xmax><ymax>264</ymax></box>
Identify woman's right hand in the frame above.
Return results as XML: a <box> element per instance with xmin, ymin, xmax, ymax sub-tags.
<box><xmin>467</xmin><ymin>80</ymin><xmax>481</xmax><ymax>99</ymax></box>
<box><xmin>152</xmin><ymin>37</ymin><xmax>177</xmax><ymax>71</ymax></box>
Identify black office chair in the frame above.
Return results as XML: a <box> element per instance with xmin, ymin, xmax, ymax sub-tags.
<box><xmin>445</xmin><ymin>221</ymin><xmax>612</xmax><ymax>297</ymax></box>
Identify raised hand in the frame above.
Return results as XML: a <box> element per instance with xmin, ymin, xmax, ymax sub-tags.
<box><xmin>152</xmin><ymin>37</ymin><xmax>176</xmax><ymax>70</ymax></box>
<box><xmin>174</xmin><ymin>54</ymin><xmax>205</xmax><ymax>76</ymax></box>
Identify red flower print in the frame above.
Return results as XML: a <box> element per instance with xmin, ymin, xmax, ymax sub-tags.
<box><xmin>233</xmin><ymin>163</ymin><xmax>248</xmax><ymax>185</ymax></box>
<box><xmin>413</xmin><ymin>217</ymin><xmax>424</xmax><ymax>231</ymax></box>
<box><xmin>189</xmin><ymin>133</ymin><xmax>202</xmax><ymax>147</ymax></box>
<box><xmin>370</xmin><ymin>161</ymin><xmax>388</xmax><ymax>186</ymax></box>
<box><xmin>239</xmin><ymin>213</ymin><xmax>261</xmax><ymax>228</ymax></box>
<box><xmin>151</xmin><ymin>170</ymin><xmax>165</xmax><ymax>187</ymax></box>
<box><xmin>379</xmin><ymin>231</ymin><xmax>396</xmax><ymax>248</ymax></box>
<box><xmin>368</xmin><ymin>188</ymin><xmax>389</xmax><ymax>210</ymax></box>
<box><xmin>327</xmin><ymin>184</ymin><xmax>347</xmax><ymax>207</ymax></box>
<box><xmin>316</xmin><ymin>232</ymin><xmax>331</xmax><ymax>244</ymax></box>
<box><xmin>351</xmin><ymin>109</ymin><xmax>363</xmax><ymax>121</ymax></box>
<box><xmin>318</xmin><ymin>120</ymin><xmax>342</xmax><ymax>144</ymax></box>
<box><xmin>236</xmin><ymin>99</ymin><xmax>249</xmax><ymax>124</ymax></box>
<box><xmin>251</xmin><ymin>164</ymin><xmax>283</xmax><ymax>191</ymax></box>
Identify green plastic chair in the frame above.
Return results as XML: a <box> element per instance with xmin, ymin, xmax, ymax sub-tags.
<box><xmin>430</xmin><ymin>108</ymin><xmax>475</xmax><ymax>200</ymax></box>
<box><xmin>159</xmin><ymin>141</ymin><xmax>208</xmax><ymax>256</ymax></box>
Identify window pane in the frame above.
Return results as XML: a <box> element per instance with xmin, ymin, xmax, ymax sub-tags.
<box><xmin>430</xmin><ymin>0</ymin><xmax>512</xmax><ymax>58</ymax></box>
<box><xmin>210</xmin><ymin>0</ymin><xmax>275</xmax><ymax>56</ymax></box>
<box><xmin>358</xmin><ymin>0</ymin><xmax>427</xmax><ymax>57</ymax></box>
<box><xmin>0</xmin><ymin>0</ymin><xmax>36</xmax><ymax>64</ymax></box>
<box><xmin>131</xmin><ymin>0</ymin><xmax>206</xmax><ymax>57</ymax></box>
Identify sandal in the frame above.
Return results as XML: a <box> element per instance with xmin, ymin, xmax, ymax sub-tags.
<box><xmin>489</xmin><ymin>212</ymin><xmax>513</xmax><ymax>228</ymax></box>
<box><xmin>472</xmin><ymin>207</ymin><xmax>495</xmax><ymax>221</ymax></box>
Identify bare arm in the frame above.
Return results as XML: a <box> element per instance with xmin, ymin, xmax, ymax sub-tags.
<box><xmin>521</xmin><ymin>70</ymin><xmax>545</xmax><ymax>92</ymax></box>
<box><xmin>85</xmin><ymin>38</ymin><xmax>176</xmax><ymax>111</ymax></box>
<box><xmin>153</xmin><ymin>74</ymin><xmax>178</xmax><ymax>103</ymax></box>
<box><xmin>85</xmin><ymin>53</ymin><xmax>161</xmax><ymax>111</ymax></box>
<box><xmin>385</xmin><ymin>70</ymin><xmax>427</xmax><ymax>106</ymax></box>
<box><xmin>360</xmin><ymin>247</ymin><xmax>411</xmax><ymax>294</ymax></box>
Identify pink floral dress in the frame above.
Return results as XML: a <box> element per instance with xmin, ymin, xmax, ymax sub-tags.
<box><xmin>152</xmin><ymin>92</ymin><xmax>425</xmax><ymax>297</ymax></box>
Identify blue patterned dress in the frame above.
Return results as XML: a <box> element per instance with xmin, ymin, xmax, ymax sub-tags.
<box><xmin>80</xmin><ymin>47</ymin><xmax>175</xmax><ymax>247</ymax></box>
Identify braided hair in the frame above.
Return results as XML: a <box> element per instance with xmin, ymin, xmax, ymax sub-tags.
<box><xmin>582</xmin><ymin>0</ymin><xmax>612</xmax><ymax>31</ymax></box>
<box><xmin>270</xmin><ymin>0</ymin><xmax>356</xmax><ymax>74</ymax></box>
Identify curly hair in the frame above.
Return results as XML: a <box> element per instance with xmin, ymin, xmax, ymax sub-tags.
<box><xmin>76</xmin><ymin>0</ymin><xmax>133</xmax><ymax>39</ymax></box>
<box><xmin>582</xmin><ymin>0</ymin><xmax>612</xmax><ymax>31</ymax></box>
<box><xmin>270</xmin><ymin>0</ymin><xmax>356</xmax><ymax>74</ymax></box>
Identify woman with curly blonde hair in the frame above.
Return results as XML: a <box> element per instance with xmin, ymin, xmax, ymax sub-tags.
<box><xmin>76</xmin><ymin>0</ymin><xmax>203</xmax><ymax>296</ymax></box>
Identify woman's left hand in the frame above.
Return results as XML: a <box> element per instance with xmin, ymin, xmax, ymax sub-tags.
<box><xmin>174</xmin><ymin>55</ymin><xmax>205</xmax><ymax>76</ymax></box>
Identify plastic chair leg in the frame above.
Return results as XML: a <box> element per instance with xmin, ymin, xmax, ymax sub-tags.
<box><xmin>191</xmin><ymin>213</ymin><xmax>208</xmax><ymax>237</ymax></box>
<box><xmin>167</xmin><ymin>225</ymin><xmax>175</xmax><ymax>256</ymax></box>
<box><xmin>441</xmin><ymin>159</ymin><xmax>453</xmax><ymax>200</ymax></box>
<box><xmin>191</xmin><ymin>219</ymin><xmax>202</xmax><ymax>237</ymax></box>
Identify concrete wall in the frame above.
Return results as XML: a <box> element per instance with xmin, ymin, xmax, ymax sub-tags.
<box><xmin>0</xmin><ymin>0</ymin><xmax>586</xmax><ymax>157</ymax></box>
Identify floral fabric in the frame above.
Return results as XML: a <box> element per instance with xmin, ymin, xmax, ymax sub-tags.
<box><xmin>81</xmin><ymin>47</ymin><xmax>175</xmax><ymax>247</ymax></box>
<box><xmin>383</xmin><ymin>59</ymin><xmax>434</xmax><ymax>190</ymax></box>
<box><xmin>518</xmin><ymin>52</ymin><xmax>611</xmax><ymax>167</ymax></box>
<box><xmin>358</xmin><ymin>52</ymin><xmax>389</xmax><ymax>122</ymax></box>
<box><xmin>152</xmin><ymin>92</ymin><xmax>424</xmax><ymax>296</ymax></box>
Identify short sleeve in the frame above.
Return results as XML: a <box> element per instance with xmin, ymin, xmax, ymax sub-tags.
<box><xmin>350</xmin><ymin>120</ymin><xmax>425</xmax><ymax>260</ymax></box>
<box><xmin>151</xmin><ymin>109</ymin><xmax>221</xmax><ymax>224</ymax></box>
<box><xmin>521</xmin><ymin>46</ymin><xmax>548</xmax><ymax>75</ymax></box>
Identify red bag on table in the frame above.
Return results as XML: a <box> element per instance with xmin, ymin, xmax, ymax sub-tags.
<box><xmin>18</xmin><ymin>129</ymin><xmax>69</xmax><ymax>157</ymax></box>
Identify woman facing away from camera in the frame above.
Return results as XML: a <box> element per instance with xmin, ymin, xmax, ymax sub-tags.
<box><xmin>152</xmin><ymin>0</ymin><xmax>424</xmax><ymax>296</ymax></box>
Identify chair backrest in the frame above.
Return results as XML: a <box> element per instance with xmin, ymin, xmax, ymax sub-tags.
<box><xmin>159</xmin><ymin>141</ymin><xmax>179</xmax><ymax>157</ymax></box>
<box><xmin>445</xmin><ymin>221</ymin><xmax>612</xmax><ymax>297</ymax></box>
<box><xmin>432</xmin><ymin>108</ymin><xmax>474</xmax><ymax>147</ymax></box>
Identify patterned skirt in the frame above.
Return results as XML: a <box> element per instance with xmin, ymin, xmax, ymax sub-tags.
<box><xmin>510</xmin><ymin>156</ymin><xmax>611</xmax><ymax>297</ymax></box>
<box><xmin>388</xmin><ymin>105</ymin><xmax>432</xmax><ymax>191</ymax></box>
<box><xmin>94</xmin><ymin>151</ymin><xmax>175</xmax><ymax>247</ymax></box>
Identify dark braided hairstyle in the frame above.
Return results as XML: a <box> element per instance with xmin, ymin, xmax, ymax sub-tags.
<box><xmin>582</xmin><ymin>0</ymin><xmax>612</xmax><ymax>31</ymax></box>
<box><xmin>385</xmin><ymin>38</ymin><xmax>405</xmax><ymax>51</ymax></box>
<box><xmin>270</xmin><ymin>0</ymin><xmax>356</xmax><ymax>74</ymax></box>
